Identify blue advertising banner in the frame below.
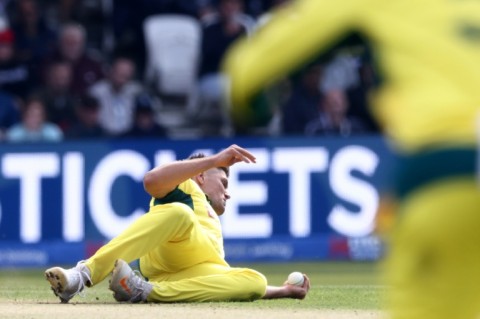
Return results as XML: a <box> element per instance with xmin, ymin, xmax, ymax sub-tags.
<box><xmin>0</xmin><ymin>136</ymin><xmax>396</xmax><ymax>266</ymax></box>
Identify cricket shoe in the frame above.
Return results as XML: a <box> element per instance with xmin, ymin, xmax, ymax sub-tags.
<box><xmin>45</xmin><ymin>261</ymin><xmax>92</xmax><ymax>303</ymax></box>
<box><xmin>109</xmin><ymin>259</ymin><xmax>153</xmax><ymax>303</ymax></box>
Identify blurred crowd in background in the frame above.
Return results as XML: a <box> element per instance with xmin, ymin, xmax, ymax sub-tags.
<box><xmin>0</xmin><ymin>0</ymin><xmax>381</xmax><ymax>143</ymax></box>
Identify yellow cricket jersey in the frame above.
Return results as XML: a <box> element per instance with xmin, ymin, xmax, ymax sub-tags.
<box><xmin>149</xmin><ymin>179</ymin><xmax>225</xmax><ymax>259</ymax></box>
<box><xmin>223</xmin><ymin>0</ymin><xmax>480</xmax><ymax>152</ymax></box>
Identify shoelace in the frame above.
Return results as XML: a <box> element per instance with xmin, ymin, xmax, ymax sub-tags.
<box><xmin>77</xmin><ymin>261</ymin><xmax>93</xmax><ymax>287</ymax></box>
<box><xmin>62</xmin><ymin>270</ymin><xmax>86</xmax><ymax>300</ymax></box>
<box><xmin>68</xmin><ymin>261</ymin><xmax>93</xmax><ymax>299</ymax></box>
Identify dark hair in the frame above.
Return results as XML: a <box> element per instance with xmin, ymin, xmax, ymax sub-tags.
<box><xmin>188</xmin><ymin>153</ymin><xmax>229</xmax><ymax>177</ymax></box>
<box><xmin>77</xmin><ymin>95</ymin><xmax>99</xmax><ymax>110</ymax></box>
<box><xmin>134</xmin><ymin>93</ymin><xmax>154</xmax><ymax>114</ymax></box>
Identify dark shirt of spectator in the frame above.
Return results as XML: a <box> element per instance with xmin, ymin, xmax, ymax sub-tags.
<box><xmin>43</xmin><ymin>23</ymin><xmax>105</xmax><ymax>97</ymax></box>
<box><xmin>281</xmin><ymin>64</ymin><xmax>323</xmax><ymax>135</ymax></box>
<box><xmin>305</xmin><ymin>89</ymin><xmax>367</xmax><ymax>137</ymax></box>
<box><xmin>0</xmin><ymin>28</ymin><xmax>34</xmax><ymax>98</ymax></box>
<box><xmin>66</xmin><ymin>95</ymin><xmax>106</xmax><ymax>139</ymax></box>
<box><xmin>198</xmin><ymin>0</ymin><xmax>249</xmax><ymax>77</ymax></box>
<box><xmin>123</xmin><ymin>93</ymin><xmax>167</xmax><ymax>138</ymax></box>
<box><xmin>0</xmin><ymin>90</ymin><xmax>20</xmax><ymax>139</ymax></box>
<box><xmin>10</xmin><ymin>0</ymin><xmax>57</xmax><ymax>71</ymax></box>
<box><xmin>36</xmin><ymin>60</ymin><xmax>77</xmax><ymax>131</ymax></box>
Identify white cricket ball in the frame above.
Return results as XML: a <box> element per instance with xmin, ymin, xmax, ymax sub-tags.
<box><xmin>287</xmin><ymin>271</ymin><xmax>304</xmax><ymax>286</ymax></box>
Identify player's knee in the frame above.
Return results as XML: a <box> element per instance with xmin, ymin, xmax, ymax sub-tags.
<box><xmin>241</xmin><ymin>269</ymin><xmax>268</xmax><ymax>300</ymax></box>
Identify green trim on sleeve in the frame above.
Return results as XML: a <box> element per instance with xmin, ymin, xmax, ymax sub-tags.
<box><xmin>395</xmin><ymin>148</ymin><xmax>477</xmax><ymax>200</ymax></box>
<box><xmin>153</xmin><ymin>187</ymin><xmax>194</xmax><ymax>211</ymax></box>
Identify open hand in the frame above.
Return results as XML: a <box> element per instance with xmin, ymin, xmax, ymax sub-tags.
<box><xmin>213</xmin><ymin>144</ymin><xmax>256</xmax><ymax>167</ymax></box>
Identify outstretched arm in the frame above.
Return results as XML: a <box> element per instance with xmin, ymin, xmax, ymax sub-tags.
<box><xmin>223</xmin><ymin>0</ymin><xmax>363</xmax><ymax>129</ymax></box>
<box><xmin>262</xmin><ymin>274</ymin><xmax>311</xmax><ymax>299</ymax></box>
<box><xmin>143</xmin><ymin>144</ymin><xmax>256</xmax><ymax>198</ymax></box>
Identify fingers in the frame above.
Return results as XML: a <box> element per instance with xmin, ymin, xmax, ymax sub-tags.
<box><xmin>228</xmin><ymin>144</ymin><xmax>256</xmax><ymax>163</ymax></box>
<box><xmin>215</xmin><ymin>145</ymin><xmax>257</xmax><ymax>168</ymax></box>
<box><xmin>302</xmin><ymin>274</ymin><xmax>311</xmax><ymax>291</ymax></box>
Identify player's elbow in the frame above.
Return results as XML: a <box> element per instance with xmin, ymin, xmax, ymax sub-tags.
<box><xmin>143</xmin><ymin>171</ymin><xmax>160</xmax><ymax>197</ymax></box>
<box><xmin>143</xmin><ymin>168</ymin><xmax>175</xmax><ymax>198</ymax></box>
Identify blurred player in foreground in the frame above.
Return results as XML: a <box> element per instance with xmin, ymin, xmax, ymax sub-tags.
<box><xmin>223</xmin><ymin>1</ymin><xmax>480</xmax><ymax>319</ymax></box>
<box><xmin>45</xmin><ymin>144</ymin><xmax>310</xmax><ymax>303</ymax></box>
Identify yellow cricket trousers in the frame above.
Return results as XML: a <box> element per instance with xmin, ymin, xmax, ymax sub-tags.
<box><xmin>84</xmin><ymin>202</ymin><xmax>267</xmax><ymax>302</ymax></box>
<box><xmin>384</xmin><ymin>177</ymin><xmax>480</xmax><ymax>319</ymax></box>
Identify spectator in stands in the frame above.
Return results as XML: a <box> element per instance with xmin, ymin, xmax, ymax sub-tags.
<box><xmin>197</xmin><ymin>0</ymin><xmax>253</xmax><ymax>135</ymax></box>
<box><xmin>281</xmin><ymin>63</ymin><xmax>323</xmax><ymax>135</ymax></box>
<box><xmin>112</xmin><ymin>0</ymin><xmax>203</xmax><ymax>74</ymax></box>
<box><xmin>0</xmin><ymin>27</ymin><xmax>34</xmax><ymax>99</ymax></box>
<box><xmin>88</xmin><ymin>56</ymin><xmax>143</xmax><ymax>137</ymax></box>
<box><xmin>320</xmin><ymin>51</ymin><xmax>379</xmax><ymax>134</ymax></box>
<box><xmin>36</xmin><ymin>60</ymin><xmax>76</xmax><ymax>132</ymax></box>
<box><xmin>198</xmin><ymin>1</ymin><xmax>218</xmax><ymax>25</ymax></box>
<box><xmin>0</xmin><ymin>89</ymin><xmax>20</xmax><ymax>140</ymax></box>
<box><xmin>65</xmin><ymin>95</ymin><xmax>106</xmax><ymax>140</ymax></box>
<box><xmin>44</xmin><ymin>23</ymin><xmax>104</xmax><ymax>96</ymax></box>
<box><xmin>110</xmin><ymin>0</ymin><xmax>147</xmax><ymax>75</ymax></box>
<box><xmin>41</xmin><ymin>0</ymin><xmax>109</xmax><ymax>53</ymax></box>
<box><xmin>123</xmin><ymin>93</ymin><xmax>167</xmax><ymax>138</ymax></box>
<box><xmin>10</xmin><ymin>0</ymin><xmax>57</xmax><ymax>81</ymax></box>
<box><xmin>5</xmin><ymin>96</ymin><xmax>63</xmax><ymax>142</ymax></box>
<box><xmin>199</xmin><ymin>0</ymin><xmax>253</xmax><ymax>81</ymax></box>
<box><xmin>304</xmin><ymin>88</ymin><xmax>367</xmax><ymax>137</ymax></box>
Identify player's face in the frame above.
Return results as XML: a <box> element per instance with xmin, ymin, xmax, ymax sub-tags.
<box><xmin>201</xmin><ymin>168</ymin><xmax>230</xmax><ymax>216</ymax></box>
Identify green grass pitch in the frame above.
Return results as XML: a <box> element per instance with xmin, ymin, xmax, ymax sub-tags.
<box><xmin>0</xmin><ymin>262</ymin><xmax>384</xmax><ymax>310</ymax></box>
